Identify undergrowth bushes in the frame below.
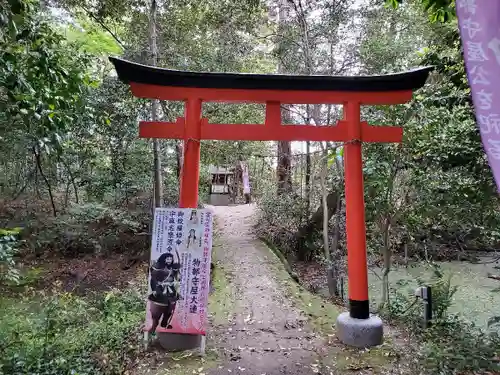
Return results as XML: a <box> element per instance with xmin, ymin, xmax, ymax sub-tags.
<box><xmin>256</xmin><ymin>189</ymin><xmax>319</xmax><ymax>259</ymax></box>
<box><xmin>20</xmin><ymin>203</ymin><xmax>150</xmax><ymax>257</ymax></box>
<box><xmin>384</xmin><ymin>268</ymin><xmax>500</xmax><ymax>374</ymax></box>
<box><xmin>0</xmin><ymin>288</ymin><xmax>144</xmax><ymax>375</ymax></box>
<box><xmin>0</xmin><ymin>227</ymin><xmax>22</xmax><ymax>283</ymax></box>
<box><xmin>0</xmin><ymin>199</ymin><xmax>150</xmax><ymax>375</ymax></box>
<box><xmin>256</xmin><ymin>193</ymin><xmax>302</xmax><ymax>252</ymax></box>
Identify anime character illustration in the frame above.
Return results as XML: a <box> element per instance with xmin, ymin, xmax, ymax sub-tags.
<box><xmin>148</xmin><ymin>249</ymin><xmax>181</xmax><ymax>333</ymax></box>
<box><xmin>189</xmin><ymin>210</ymin><xmax>198</xmax><ymax>225</ymax></box>
<box><xmin>186</xmin><ymin>228</ymin><xmax>197</xmax><ymax>249</ymax></box>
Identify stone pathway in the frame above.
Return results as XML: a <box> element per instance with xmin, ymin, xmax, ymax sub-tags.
<box><xmin>207</xmin><ymin>204</ymin><xmax>323</xmax><ymax>375</ymax></box>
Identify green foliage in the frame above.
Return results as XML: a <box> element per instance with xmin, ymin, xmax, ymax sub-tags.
<box><xmin>0</xmin><ymin>0</ymin><xmax>94</xmax><ymax>149</ymax></box>
<box><xmin>0</xmin><ymin>227</ymin><xmax>22</xmax><ymax>283</ymax></box>
<box><xmin>0</xmin><ymin>289</ymin><xmax>144</xmax><ymax>375</ymax></box>
<box><xmin>360</xmin><ymin>3</ymin><xmax>500</xmax><ymax>259</ymax></box>
<box><xmin>386</xmin><ymin>271</ymin><xmax>500</xmax><ymax>374</ymax></box>
<box><xmin>256</xmin><ymin>185</ymin><xmax>309</xmax><ymax>257</ymax></box>
<box><xmin>64</xmin><ymin>18</ymin><xmax>122</xmax><ymax>56</ymax></box>
<box><xmin>1</xmin><ymin>0</ymin><xmax>273</xmax><ymax>211</ymax></box>
<box><xmin>24</xmin><ymin>203</ymin><xmax>149</xmax><ymax>257</ymax></box>
<box><xmin>385</xmin><ymin>0</ymin><xmax>456</xmax><ymax>23</ymax></box>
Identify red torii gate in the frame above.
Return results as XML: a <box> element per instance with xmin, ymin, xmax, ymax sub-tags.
<box><xmin>110</xmin><ymin>57</ymin><xmax>432</xmax><ymax>348</ymax></box>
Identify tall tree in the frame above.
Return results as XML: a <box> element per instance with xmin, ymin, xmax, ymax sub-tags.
<box><xmin>149</xmin><ymin>0</ymin><xmax>162</xmax><ymax>208</ymax></box>
<box><xmin>276</xmin><ymin>0</ymin><xmax>292</xmax><ymax>195</ymax></box>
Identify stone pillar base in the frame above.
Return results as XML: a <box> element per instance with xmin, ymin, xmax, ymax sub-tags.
<box><xmin>336</xmin><ymin>312</ymin><xmax>383</xmax><ymax>348</ymax></box>
<box><xmin>158</xmin><ymin>333</ymin><xmax>202</xmax><ymax>351</ymax></box>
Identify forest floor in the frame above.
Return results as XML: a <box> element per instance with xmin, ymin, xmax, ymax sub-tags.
<box><xmin>140</xmin><ymin>204</ymin><xmax>418</xmax><ymax>375</ymax></box>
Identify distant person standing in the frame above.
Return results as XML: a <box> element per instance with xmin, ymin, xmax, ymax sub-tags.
<box><xmin>242</xmin><ymin>162</ymin><xmax>251</xmax><ymax>204</ymax></box>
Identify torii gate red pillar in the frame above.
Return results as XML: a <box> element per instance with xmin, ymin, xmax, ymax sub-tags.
<box><xmin>343</xmin><ymin>101</ymin><xmax>370</xmax><ymax>318</ymax></box>
<box><xmin>110</xmin><ymin>57</ymin><xmax>432</xmax><ymax>348</ymax></box>
<box><xmin>179</xmin><ymin>98</ymin><xmax>202</xmax><ymax>208</ymax></box>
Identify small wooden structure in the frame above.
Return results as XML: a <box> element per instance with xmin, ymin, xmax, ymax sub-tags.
<box><xmin>208</xmin><ymin>165</ymin><xmax>233</xmax><ymax>206</ymax></box>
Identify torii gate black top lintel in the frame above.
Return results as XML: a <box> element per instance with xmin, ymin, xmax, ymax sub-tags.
<box><xmin>110</xmin><ymin>57</ymin><xmax>433</xmax><ymax>93</ymax></box>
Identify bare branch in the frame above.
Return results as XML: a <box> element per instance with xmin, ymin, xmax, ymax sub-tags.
<box><xmin>79</xmin><ymin>4</ymin><xmax>127</xmax><ymax>50</ymax></box>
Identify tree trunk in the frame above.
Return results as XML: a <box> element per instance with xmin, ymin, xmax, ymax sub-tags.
<box><xmin>33</xmin><ymin>146</ymin><xmax>57</xmax><ymax>217</ymax></box>
<box><xmin>149</xmin><ymin>0</ymin><xmax>162</xmax><ymax>208</ymax></box>
<box><xmin>320</xmin><ymin>144</ymin><xmax>339</xmax><ymax>297</ymax></box>
<box><xmin>295</xmin><ymin>190</ymin><xmax>338</xmax><ymax>260</ymax></box>
<box><xmin>276</xmin><ymin>0</ymin><xmax>292</xmax><ymax>195</ymax></box>
<box><xmin>331</xmin><ymin>193</ymin><xmax>342</xmax><ymax>259</ymax></box>
<box><xmin>328</xmin><ymin>192</ymin><xmax>343</xmax><ymax>297</ymax></box>
<box><xmin>320</xmin><ymin>145</ymin><xmax>330</xmax><ymax>263</ymax></box>
<box><xmin>305</xmin><ymin>141</ymin><xmax>311</xmax><ymax>208</ymax></box>
<box><xmin>34</xmin><ymin>156</ymin><xmax>42</xmax><ymax>199</ymax></box>
<box><xmin>404</xmin><ymin>243</ymin><xmax>408</xmax><ymax>266</ymax></box>
<box><xmin>11</xmin><ymin>168</ymin><xmax>36</xmax><ymax>200</ymax></box>
<box><xmin>64</xmin><ymin>179</ymin><xmax>71</xmax><ymax>208</ymax></box>
<box><xmin>277</xmin><ymin>139</ymin><xmax>292</xmax><ymax>194</ymax></box>
<box><xmin>175</xmin><ymin>141</ymin><xmax>182</xmax><ymax>180</ymax></box>
<box><xmin>379</xmin><ymin>217</ymin><xmax>391</xmax><ymax>310</ymax></box>
<box><xmin>60</xmin><ymin>157</ymin><xmax>79</xmax><ymax>204</ymax></box>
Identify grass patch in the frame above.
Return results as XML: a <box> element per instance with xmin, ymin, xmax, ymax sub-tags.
<box><xmin>208</xmin><ymin>236</ymin><xmax>238</xmax><ymax>327</ymax></box>
<box><xmin>2</xmin><ymin>266</ymin><xmax>45</xmax><ymax>294</ymax></box>
<box><xmin>208</xmin><ymin>260</ymin><xmax>236</xmax><ymax>326</ymax></box>
<box><xmin>0</xmin><ymin>286</ymin><xmax>144</xmax><ymax>375</ymax></box>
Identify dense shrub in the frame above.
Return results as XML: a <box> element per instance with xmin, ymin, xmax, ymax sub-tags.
<box><xmin>384</xmin><ymin>268</ymin><xmax>500</xmax><ymax>374</ymax></box>
<box><xmin>0</xmin><ymin>227</ymin><xmax>22</xmax><ymax>283</ymax></box>
<box><xmin>0</xmin><ymin>288</ymin><xmax>144</xmax><ymax>375</ymax></box>
<box><xmin>256</xmin><ymin>188</ymin><xmax>310</xmax><ymax>258</ymax></box>
<box><xmin>22</xmin><ymin>203</ymin><xmax>150</xmax><ymax>257</ymax></box>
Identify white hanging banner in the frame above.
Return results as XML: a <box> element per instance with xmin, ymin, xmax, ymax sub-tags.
<box><xmin>242</xmin><ymin>162</ymin><xmax>251</xmax><ymax>194</ymax></box>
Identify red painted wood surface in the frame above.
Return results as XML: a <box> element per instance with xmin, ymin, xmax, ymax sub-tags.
<box><xmin>130</xmin><ymin>83</ymin><xmax>413</xmax><ymax>105</ymax></box>
<box><xmin>343</xmin><ymin>102</ymin><xmax>369</xmax><ymax>303</ymax></box>
<box><xmin>139</xmin><ymin>120</ymin><xmax>402</xmax><ymax>143</ymax></box>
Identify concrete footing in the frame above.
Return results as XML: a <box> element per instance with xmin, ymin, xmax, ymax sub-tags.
<box><xmin>336</xmin><ymin>312</ymin><xmax>383</xmax><ymax>348</ymax></box>
<box><xmin>158</xmin><ymin>333</ymin><xmax>202</xmax><ymax>351</ymax></box>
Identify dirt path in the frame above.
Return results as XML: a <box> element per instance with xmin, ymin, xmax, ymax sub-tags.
<box><xmin>207</xmin><ymin>204</ymin><xmax>324</xmax><ymax>375</ymax></box>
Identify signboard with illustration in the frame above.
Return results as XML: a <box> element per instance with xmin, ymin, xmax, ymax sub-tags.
<box><xmin>146</xmin><ymin>208</ymin><xmax>212</xmax><ymax>335</ymax></box>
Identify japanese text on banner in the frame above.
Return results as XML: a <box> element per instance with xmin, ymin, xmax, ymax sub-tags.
<box><xmin>457</xmin><ymin>0</ymin><xmax>500</xmax><ymax>190</ymax></box>
<box><xmin>145</xmin><ymin>208</ymin><xmax>213</xmax><ymax>335</ymax></box>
